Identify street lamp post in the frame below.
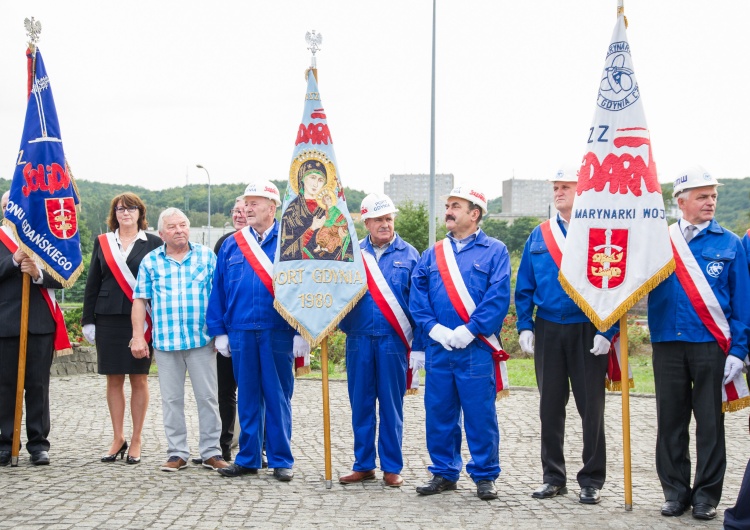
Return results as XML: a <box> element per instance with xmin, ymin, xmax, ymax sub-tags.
<box><xmin>196</xmin><ymin>164</ymin><xmax>211</xmax><ymax>247</ymax></box>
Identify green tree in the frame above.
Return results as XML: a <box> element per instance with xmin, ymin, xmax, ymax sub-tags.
<box><xmin>506</xmin><ymin>217</ymin><xmax>543</xmax><ymax>253</ymax></box>
<box><xmin>394</xmin><ymin>201</ymin><xmax>429</xmax><ymax>253</ymax></box>
<box><xmin>481</xmin><ymin>219</ymin><xmax>509</xmax><ymax>244</ymax></box>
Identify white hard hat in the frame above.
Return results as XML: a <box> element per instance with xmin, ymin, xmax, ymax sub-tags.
<box><xmin>672</xmin><ymin>165</ymin><xmax>722</xmax><ymax>198</ymax></box>
<box><xmin>548</xmin><ymin>166</ymin><xmax>579</xmax><ymax>183</ymax></box>
<box><xmin>360</xmin><ymin>193</ymin><xmax>398</xmax><ymax>220</ymax></box>
<box><xmin>243</xmin><ymin>180</ymin><xmax>281</xmax><ymax>206</ymax></box>
<box><xmin>441</xmin><ymin>185</ymin><xmax>488</xmax><ymax>215</ymax></box>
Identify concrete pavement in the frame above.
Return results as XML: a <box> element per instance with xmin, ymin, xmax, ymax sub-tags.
<box><xmin>0</xmin><ymin>373</ymin><xmax>748</xmax><ymax>529</ymax></box>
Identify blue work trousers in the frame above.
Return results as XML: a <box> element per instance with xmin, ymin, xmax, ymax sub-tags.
<box><xmin>345</xmin><ymin>334</ymin><xmax>407</xmax><ymax>474</ymax></box>
<box><xmin>229</xmin><ymin>329</ymin><xmax>295</xmax><ymax>469</ymax></box>
<box><xmin>424</xmin><ymin>341</ymin><xmax>500</xmax><ymax>483</ymax></box>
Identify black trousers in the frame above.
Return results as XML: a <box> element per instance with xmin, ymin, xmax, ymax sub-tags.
<box><xmin>217</xmin><ymin>352</ymin><xmax>237</xmax><ymax>454</ymax></box>
<box><xmin>535</xmin><ymin>318</ymin><xmax>608</xmax><ymax>488</ymax></box>
<box><xmin>0</xmin><ymin>334</ymin><xmax>54</xmax><ymax>453</ymax></box>
<box><xmin>652</xmin><ymin>341</ymin><xmax>726</xmax><ymax>507</ymax></box>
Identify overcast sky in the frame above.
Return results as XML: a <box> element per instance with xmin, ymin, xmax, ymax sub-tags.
<box><xmin>1</xmin><ymin>1</ymin><xmax>748</xmax><ymax>200</ymax></box>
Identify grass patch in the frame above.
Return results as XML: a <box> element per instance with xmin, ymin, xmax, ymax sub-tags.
<box><xmin>506</xmin><ymin>354</ymin><xmax>655</xmax><ymax>394</ymax></box>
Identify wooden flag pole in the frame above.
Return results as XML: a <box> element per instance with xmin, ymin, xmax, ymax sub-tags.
<box><xmin>11</xmin><ymin>273</ymin><xmax>31</xmax><ymax>466</ymax></box>
<box><xmin>615</xmin><ymin>0</ymin><xmax>632</xmax><ymax>510</ymax></box>
<box><xmin>620</xmin><ymin>314</ymin><xmax>633</xmax><ymax>510</ymax></box>
<box><xmin>321</xmin><ymin>336</ymin><xmax>333</xmax><ymax>489</ymax></box>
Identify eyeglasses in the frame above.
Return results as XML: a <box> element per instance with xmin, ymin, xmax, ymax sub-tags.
<box><xmin>230</xmin><ymin>209</ymin><xmax>246</xmax><ymax>215</ymax></box>
<box><xmin>116</xmin><ymin>206</ymin><xmax>139</xmax><ymax>213</ymax></box>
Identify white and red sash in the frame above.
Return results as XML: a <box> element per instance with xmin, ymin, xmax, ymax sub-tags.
<box><xmin>0</xmin><ymin>226</ymin><xmax>72</xmax><ymax>356</ymax></box>
<box><xmin>361</xmin><ymin>249</ymin><xmax>418</xmax><ymax>394</ymax></box>
<box><xmin>669</xmin><ymin>223</ymin><xmax>749</xmax><ymax>411</ymax></box>
<box><xmin>539</xmin><ymin>219</ymin><xmax>564</xmax><ymax>268</ymax></box>
<box><xmin>234</xmin><ymin>228</ymin><xmax>274</xmax><ymax>294</ymax></box>
<box><xmin>542</xmin><ymin>218</ymin><xmax>632</xmax><ymax>390</ymax></box>
<box><xmin>434</xmin><ymin>239</ymin><xmax>509</xmax><ymax>399</ymax></box>
<box><xmin>234</xmin><ymin>228</ymin><xmax>309</xmax><ymax>375</ymax></box>
<box><xmin>99</xmin><ymin>233</ymin><xmax>152</xmax><ymax>342</ymax></box>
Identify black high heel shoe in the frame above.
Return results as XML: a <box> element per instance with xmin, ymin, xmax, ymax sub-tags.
<box><xmin>126</xmin><ymin>453</ymin><xmax>141</xmax><ymax>465</ymax></box>
<box><xmin>101</xmin><ymin>441</ymin><xmax>128</xmax><ymax>462</ymax></box>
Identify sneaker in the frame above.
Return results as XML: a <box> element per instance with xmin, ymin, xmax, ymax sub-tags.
<box><xmin>203</xmin><ymin>455</ymin><xmax>229</xmax><ymax>470</ymax></box>
<box><xmin>160</xmin><ymin>456</ymin><xmax>187</xmax><ymax>472</ymax></box>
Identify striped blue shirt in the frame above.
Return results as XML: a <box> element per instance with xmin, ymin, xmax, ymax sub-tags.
<box><xmin>134</xmin><ymin>242</ymin><xmax>216</xmax><ymax>352</ymax></box>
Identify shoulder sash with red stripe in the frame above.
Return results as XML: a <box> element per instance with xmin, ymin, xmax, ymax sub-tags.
<box><xmin>98</xmin><ymin>233</ymin><xmax>152</xmax><ymax>342</ymax></box>
<box><xmin>0</xmin><ymin>226</ymin><xmax>71</xmax><ymax>356</ymax></box>
<box><xmin>234</xmin><ymin>228</ymin><xmax>274</xmax><ymax>294</ymax></box>
<box><xmin>362</xmin><ymin>248</ymin><xmax>418</xmax><ymax>394</ymax></box>
<box><xmin>669</xmin><ymin>223</ymin><xmax>749</xmax><ymax>412</ymax></box>
<box><xmin>434</xmin><ymin>239</ymin><xmax>509</xmax><ymax>399</ymax></box>
<box><xmin>669</xmin><ymin>224</ymin><xmax>731</xmax><ymax>352</ymax></box>
<box><xmin>539</xmin><ymin>219</ymin><xmax>564</xmax><ymax>268</ymax></box>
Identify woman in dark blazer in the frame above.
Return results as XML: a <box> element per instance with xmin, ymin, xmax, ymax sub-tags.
<box><xmin>82</xmin><ymin>193</ymin><xmax>162</xmax><ymax>464</ymax></box>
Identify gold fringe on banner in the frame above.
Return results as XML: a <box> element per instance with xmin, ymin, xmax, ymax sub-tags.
<box><xmin>2</xmin><ymin>220</ymin><xmax>83</xmax><ymax>289</ymax></box>
<box><xmin>295</xmin><ymin>365</ymin><xmax>311</xmax><ymax>377</ymax></box>
<box><xmin>723</xmin><ymin>396</ymin><xmax>750</xmax><ymax>414</ymax></box>
<box><xmin>495</xmin><ymin>389</ymin><xmax>510</xmax><ymax>401</ymax></box>
<box><xmin>559</xmin><ymin>258</ymin><xmax>675</xmax><ymax>332</ymax></box>
<box><xmin>605</xmin><ymin>378</ymin><xmax>635</xmax><ymax>392</ymax></box>
<box><xmin>273</xmin><ymin>284</ymin><xmax>367</xmax><ymax>349</ymax></box>
<box><xmin>406</xmin><ymin>388</ymin><xmax>419</xmax><ymax>396</ymax></box>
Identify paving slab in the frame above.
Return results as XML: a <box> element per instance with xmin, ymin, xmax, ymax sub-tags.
<box><xmin>0</xmin><ymin>374</ymin><xmax>747</xmax><ymax>528</ymax></box>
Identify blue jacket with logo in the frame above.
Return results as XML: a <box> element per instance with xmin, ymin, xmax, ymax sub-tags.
<box><xmin>339</xmin><ymin>234</ymin><xmax>425</xmax><ymax>351</ymax></box>
<box><xmin>648</xmin><ymin>219</ymin><xmax>750</xmax><ymax>360</ymax></box>
<box><xmin>515</xmin><ymin>217</ymin><xmax>617</xmax><ymax>340</ymax></box>
<box><xmin>410</xmin><ymin>230</ymin><xmax>510</xmax><ymax>352</ymax></box>
<box><xmin>206</xmin><ymin>222</ymin><xmax>293</xmax><ymax>335</ymax></box>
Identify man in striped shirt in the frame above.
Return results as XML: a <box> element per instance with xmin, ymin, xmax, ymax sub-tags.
<box><xmin>131</xmin><ymin>208</ymin><xmax>227</xmax><ymax>472</ymax></box>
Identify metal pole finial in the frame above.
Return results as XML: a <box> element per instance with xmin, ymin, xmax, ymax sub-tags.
<box><xmin>305</xmin><ymin>30</ymin><xmax>323</xmax><ymax>69</ymax></box>
<box><xmin>24</xmin><ymin>17</ymin><xmax>42</xmax><ymax>50</ymax></box>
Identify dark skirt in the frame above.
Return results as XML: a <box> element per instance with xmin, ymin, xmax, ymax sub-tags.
<box><xmin>95</xmin><ymin>314</ymin><xmax>152</xmax><ymax>375</ymax></box>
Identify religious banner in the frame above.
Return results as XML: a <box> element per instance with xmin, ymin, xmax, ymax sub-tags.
<box><xmin>3</xmin><ymin>38</ymin><xmax>83</xmax><ymax>287</ymax></box>
<box><xmin>273</xmin><ymin>70</ymin><xmax>366</xmax><ymax>346</ymax></box>
<box><xmin>559</xmin><ymin>14</ymin><xmax>673</xmax><ymax>331</ymax></box>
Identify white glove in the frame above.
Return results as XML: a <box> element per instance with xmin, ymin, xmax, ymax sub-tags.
<box><xmin>82</xmin><ymin>324</ymin><xmax>96</xmax><ymax>344</ymax></box>
<box><xmin>215</xmin><ymin>334</ymin><xmax>231</xmax><ymax>357</ymax></box>
<box><xmin>590</xmin><ymin>335</ymin><xmax>611</xmax><ymax>356</ymax></box>
<box><xmin>724</xmin><ymin>355</ymin><xmax>746</xmax><ymax>385</ymax></box>
<box><xmin>519</xmin><ymin>330</ymin><xmax>534</xmax><ymax>355</ymax></box>
<box><xmin>428</xmin><ymin>324</ymin><xmax>453</xmax><ymax>351</ymax></box>
<box><xmin>293</xmin><ymin>335</ymin><xmax>310</xmax><ymax>359</ymax></box>
<box><xmin>449</xmin><ymin>325</ymin><xmax>475</xmax><ymax>349</ymax></box>
<box><xmin>409</xmin><ymin>351</ymin><xmax>425</xmax><ymax>371</ymax></box>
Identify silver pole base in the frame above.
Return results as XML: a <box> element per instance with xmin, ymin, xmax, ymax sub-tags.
<box><xmin>325</xmin><ymin>479</ymin><xmax>332</xmax><ymax>489</ymax></box>
<box><xmin>625</xmin><ymin>504</ymin><xmax>632</xmax><ymax>511</ymax></box>
<box><xmin>11</xmin><ymin>456</ymin><xmax>19</xmax><ymax>466</ymax></box>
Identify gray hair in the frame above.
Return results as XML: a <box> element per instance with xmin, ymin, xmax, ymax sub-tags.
<box><xmin>158</xmin><ymin>207</ymin><xmax>191</xmax><ymax>232</ymax></box>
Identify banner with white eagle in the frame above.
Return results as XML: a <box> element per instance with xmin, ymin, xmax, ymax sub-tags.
<box><xmin>560</xmin><ymin>14</ymin><xmax>674</xmax><ymax>331</ymax></box>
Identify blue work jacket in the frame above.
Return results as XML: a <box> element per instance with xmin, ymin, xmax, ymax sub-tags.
<box><xmin>648</xmin><ymin>219</ymin><xmax>750</xmax><ymax>360</ymax></box>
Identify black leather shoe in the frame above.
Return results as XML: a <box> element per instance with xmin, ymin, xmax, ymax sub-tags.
<box><xmin>579</xmin><ymin>486</ymin><xmax>601</xmax><ymax>504</ymax></box>
<box><xmin>273</xmin><ymin>467</ymin><xmax>294</xmax><ymax>481</ymax></box>
<box><xmin>532</xmin><ymin>483</ymin><xmax>568</xmax><ymax>499</ymax></box>
<box><xmin>262</xmin><ymin>450</ymin><xmax>268</xmax><ymax>469</ymax></box>
<box><xmin>476</xmin><ymin>480</ymin><xmax>498</xmax><ymax>500</ymax></box>
<box><xmin>0</xmin><ymin>450</ymin><xmax>10</xmax><ymax>466</ymax></box>
<box><xmin>191</xmin><ymin>458</ymin><xmax>203</xmax><ymax>465</ymax></box>
<box><xmin>660</xmin><ymin>500</ymin><xmax>687</xmax><ymax>517</ymax></box>
<box><xmin>30</xmin><ymin>451</ymin><xmax>50</xmax><ymax>466</ymax></box>
<box><xmin>217</xmin><ymin>463</ymin><xmax>258</xmax><ymax>477</ymax></box>
<box><xmin>416</xmin><ymin>475</ymin><xmax>458</xmax><ymax>495</ymax></box>
<box><xmin>692</xmin><ymin>503</ymin><xmax>716</xmax><ymax>520</ymax></box>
